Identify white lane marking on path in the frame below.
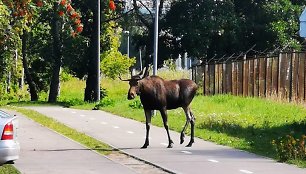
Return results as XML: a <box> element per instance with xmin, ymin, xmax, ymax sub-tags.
<box><xmin>126</xmin><ymin>131</ymin><xmax>134</xmax><ymax>134</ymax></box>
<box><xmin>100</xmin><ymin>122</ymin><xmax>108</xmax><ymax>125</ymax></box>
<box><xmin>90</xmin><ymin>117</ymin><xmax>96</xmax><ymax>120</ymax></box>
<box><xmin>208</xmin><ymin>159</ymin><xmax>219</xmax><ymax>163</ymax></box>
<box><xmin>160</xmin><ymin>143</ymin><xmax>168</xmax><ymax>146</ymax></box>
<box><xmin>239</xmin><ymin>169</ymin><xmax>253</xmax><ymax>174</ymax></box>
<box><xmin>80</xmin><ymin>114</ymin><xmax>86</xmax><ymax>117</ymax></box>
<box><xmin>71</xmin><ymin>111</ymin><xmax>77</xmax><ymax>114</ymax></box>
<box><xmin>113</xmin><ymin>126</ymin><xmax>120</xmax><ymax>129</ymax></box>
<box><xmin>181</xmin><ymin>151</ymin><xmax>192</xmax><ymax>154</ymax></box>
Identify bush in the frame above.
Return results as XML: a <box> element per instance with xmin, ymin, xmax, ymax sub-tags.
<box><xmin>93</xmin><ymin>97</ymin><xmax>115</xmax><ymax>110</ymax></box>
<box><xmin>128</xmin><ymin>100</ymin><xmax>143</xmax><ymax>109</ymax></box>
<box><xmin>272</xmin><ymin>134</ymin><xmax>306</xmax><ymax>162</ymax></box>
<box><xmin>61</xmin><ymin>98</ymin><xmax>85</xmax><ymax>107</ymax></box>
<box><xmin>60</xmin><ymin>69</ymin><xmax>74</xmax><ymax>82</ymax></box>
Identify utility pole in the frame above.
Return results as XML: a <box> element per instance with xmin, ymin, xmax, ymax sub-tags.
<box><xmin>95</xmin><ymin>0</ymin><xmax>101</xmax><ymax>101</ymax></box>
<box><xmin>153</xmin><ymin>0</ymin><xmax>159</xmax><ymax>75</ymax></box>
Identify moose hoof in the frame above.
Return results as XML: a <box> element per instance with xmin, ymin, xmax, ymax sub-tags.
<box><xmin>141</xmin><ymin>145</ymin><xmax>148</xmax><ymax>149</ymax></box>
<box><xmin>186</xmin><ymin>140</ymin><xmax>194</xmax><ymax>147</ymax></box>
<box><xmin>167</xmin><ymin>143</ymin><xmax>174</xmax><ymax>148</ymax></box>
<box><xmin>141</xmin><ymin>142</ymin><xmax>149</xmax><ymax>149</ymax></box>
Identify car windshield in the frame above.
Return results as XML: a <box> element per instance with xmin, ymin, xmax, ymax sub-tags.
<box><xmin>0</xmin><ymin>110</ymin><xmax>12</xmax><ymax>118</ymax></box>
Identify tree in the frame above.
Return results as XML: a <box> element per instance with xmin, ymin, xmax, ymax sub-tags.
<box><xmin>263</xmin><ymin>0</ymin><xmax>302</xmax><ymax>49</ymax></box>
<box><xmin>101</xmin><ymin>22</ymin><xmax>136</xmax><ymax>79</ymax></box>
<box><xmin>161</xmin><ymin>0</ymin><xmax>304</xmax><ymax>61</ymax></box>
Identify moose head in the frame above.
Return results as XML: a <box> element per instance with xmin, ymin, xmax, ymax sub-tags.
<box><xmin>120</xmin><ymin>67</ymin><xmax>149</xmax><ymax>100</ymax></box>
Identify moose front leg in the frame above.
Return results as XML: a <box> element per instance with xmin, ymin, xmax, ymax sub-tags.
<box><xmin>142</xmin><ymin>110</ymin><xmax>152</xmax><ymax>149</ymax></box>
<box><xmin>160</xmin><ymin>109</ymin><xmax>174</xmax><ymax>148</ymax></box>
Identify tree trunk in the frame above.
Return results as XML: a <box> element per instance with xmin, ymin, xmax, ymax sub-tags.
<box><xmin>48</xmin><ymin>2</ymin><xmax>62</xmax><ymax>103</ymax></box>
<box><xmin>21</xmin><ymin>30</ymin><xmax>38</xmax><ymax>101</ymax></box>
<box><xmin>84</xmin><ymin>1</ymin><xmax>100</xmax><ymax>102</ymax></box>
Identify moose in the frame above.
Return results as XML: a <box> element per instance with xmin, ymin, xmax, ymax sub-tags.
<box><xmin>121</xmin><ymin>67</ymin><xmax>198</xmax><ymax>148</ymax></box>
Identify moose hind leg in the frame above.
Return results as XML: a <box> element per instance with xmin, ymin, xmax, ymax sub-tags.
<box><xmin>181</xmin><ymin>107</ymin><xmax>191</xmax><ymax>144</ymax></box>
<box><xmin>160</xmin><ymin>109</ymin><xmax>174</xmax><ymax>148</ymax></box>
<box><xmin>142</xmin><ymin>110</ymin><xmax>152</xmax><ymax>149</ymax></box>
<box><xmin>186</xmin><ymin>111</ymin><xmax>195</xmax><ymax>147</ymax></box>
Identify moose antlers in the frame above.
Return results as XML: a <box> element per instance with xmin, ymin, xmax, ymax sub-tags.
<box><xmin>119</xmin><ymin>66</ymin><xmax>149</xmax><ymax>81</ymax></box>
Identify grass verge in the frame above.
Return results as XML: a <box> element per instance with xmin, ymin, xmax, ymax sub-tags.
<box><xmin>7</xmin><ymin>106</ymin><xmax>113</xmax><ymax>155</ymax></box>
<box><xmin>0</xmin><ymin>164</ymin><xmax>20</xmax><ymax>174</ymax></box>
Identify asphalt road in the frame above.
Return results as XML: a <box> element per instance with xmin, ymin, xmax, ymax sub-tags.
<box><xmin>25</xmin><ymin>106</ymin><xmax>306</xmax><ymax>174</ymax></box>
<box><xmin>6</xmin><ymin>110</ymin><xmax>138</xmax><ymax>174</ymax></box>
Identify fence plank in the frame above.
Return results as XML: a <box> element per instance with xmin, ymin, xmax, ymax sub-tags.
<box><xmin>215</xmin><ymin>64</ymin><xmax>219</xmax><ymax>94</ymax></box>
<box><xmin>219</xmin><ymin>64</ymin><xmax>223</xmax><ymax>94</ymax></box>
<box><xmin>243</xmin><ymin>58</ymin><xmax>249</xmax><ymax>96</ymax></box>
<box><xmin>237</xmin><ymin>61</ymin><xmax>243</xmax><ymax>95</ymax></box>
<box><xmin>232</xmin><ymin>62</ymin><xmax>237</xmax><ymax>95</ymax></box>
<box><xmin>209</xmin><ymin>64</ymin><xmax>215</xmax><ymax>95</ymax></box>
<box><xmin>278</xmin><ymin>53</ymin><xmax>287</xmax><ymax>99</ymax></box>
<box><xmin>266</xmin><ymin>57</ymin><xmax>273</xmax><ymax>97</ymax></box>
<box><xmin>259</xmin><ymin>57</ymin><xmax>266</xmax><ymax>97</ymax></box>
<box><xmin>298</xmin><ymin>53</ymin><xmax>305</xmax><ymax>101</ymax></box>
<box><xmin>254</xmin><ymin>58</ymin><xmax>259</xmax><ymax>97</ymax></box>
<box><xmin>225</xmin><ymin>63</ymin><xmax>232</xmax><ymax>93</ymax></box>
<box><xmin>248</xmin><ymin>59</ymin><xmax>254</xmax><ymax>96</ymax></box>
<box><xmin>286</xmin><ymin>53</ymin><xmax>292</xmax><ymax>101</ymax></box>
<box><xmin>271</xmin><ymin>56</ymin><xmax>279</xmax><ymax>96</ymax></box>
<box><xmin>292</xmin><ymin>53</ymin><xmax>299</xmax><ymax>101</ymax></box>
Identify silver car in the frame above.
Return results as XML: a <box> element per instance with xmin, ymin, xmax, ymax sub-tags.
<box><xmin>0</xmin><ymin>110</ymin><xmax>20</xmax><ymax>164</ymax></box>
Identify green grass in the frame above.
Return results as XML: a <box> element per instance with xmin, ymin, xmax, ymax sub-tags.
<box><xmin>0</xmin><ymin>164</ymin><xmax>20</xmax><ymax>174</ymax></box>
<box><xmin>96</xmin><ymin>77</ymin><xmax>305</xmax><ymax>168</ymax></box>
<box><xmin>6</xmin><ymin>71</ymin><xmax>306</xmax><ymax>168</ymax></box>
<box><xmin>6</xmin><ymin>106</ymin><xmax>113</xmax><ymax>155</ymax></box>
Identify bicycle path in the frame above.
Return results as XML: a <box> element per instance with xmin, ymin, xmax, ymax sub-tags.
<box><xmin>5</xmin><ymin>110</ymin><xmax>137</xmax><ymax>174</ymax></box>
<box><xmin>26</xmin><ymin>106</ymin><xmax>306</xmax><ymax>174</ymax></box>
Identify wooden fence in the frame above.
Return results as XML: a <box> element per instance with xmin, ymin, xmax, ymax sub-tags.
<box><xmin>192</xmin><ymin>52</ymin><xmax>306</xmax><ymax>102</ymax></box>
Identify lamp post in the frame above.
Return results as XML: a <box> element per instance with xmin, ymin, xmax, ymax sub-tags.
<box><xmin>153</xmin><ymin>0</ymin><xmax>159</xmax><ymax>76</ymax></box>
<box><xmin>123</xmin><ymin>30</ymin><xmax>130</xmax><ymax>57</ymax></box>
<box><xmin>95</xmin><ymin>0</ymin><xmax>100</xmax><ymax>101</ymax></box>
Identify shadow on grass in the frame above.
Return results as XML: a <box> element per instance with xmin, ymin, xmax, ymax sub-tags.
<box><xmin>198</xmin><ymin>119</ymin><xmax>306</xmax><ymax>158</ymax></box>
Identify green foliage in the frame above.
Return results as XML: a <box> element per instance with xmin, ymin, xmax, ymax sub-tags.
<box><xmin>263</xmin><ymin>0</ymin><xmax>302</xmax><ymax>49</ymax></box>
<box><xmin>101</xmin><ymin>50</ymin><xmax>135</xmax><ymax>79</ymax></box>
<box><xmin>100</xmin><ymin>88</ymin><xmax>108</xmax><ymax>99</ymax></box>
<box><xmin>128</xmin><ymin>100</ymin><xmax>143</xmax><ymax>109</ymax></box>
<box><xmin>60</xmin><ymin>69</ymin><xmax>73</xmax><ymax>82</ymax></box>
<box><xmin>101</xmin><ymin>22</ymin><xmax>136</xmax><ymax>79</ymax></box>
<box><xmin>162</xmin><ymin>0</ymin><xmax>304</xmax><ymax>60</ymax></box>
<box><xmin>60</xmin><ymin>98</ymin><xmax>85</xmax><ymax>107</ymax></box>
<box><xmin>94</xmin><ymin>97</ymin><xmax>115</xmax><ymax>109</ymax></box>
<box><xmin>273</xmin><ymin>134</ymin><xmax>306</xmax><ymax>162</ymax></box>
<box><xmin>0</xmin><ymin>164</ymin><xmax>20</xmax><ymax>174</ymax></box>
<box><xmin>0</xmin><ymin>83</ymin><xmax>30</xmax><ymax>102</ymax></box>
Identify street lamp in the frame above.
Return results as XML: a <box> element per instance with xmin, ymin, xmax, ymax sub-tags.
<box><xmin>153</xmin><ymin>0</ymin><xmax>159</xmax><ymax>76</ymax></box>
<box><xmin>123</xmin><ymin>30</ymin><xmax>130</xmax><ymax>57</ymax></box>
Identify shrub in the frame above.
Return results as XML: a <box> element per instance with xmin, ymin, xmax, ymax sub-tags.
<box><xmin>272</xmin><ymin>134</ymin><xmax>306</xmax><ymax>162</ymax></box>
<box><xmin>61</xmin><ymin>98</ymin><xmax>85</xmax><ymax>107</ymax></box>
<box><xmin>93</xmin><ymin>97</ymin><xmax>115</xmax><ymax>110</ymax></box>
<box><xmin>60</xmin><ymin>69</ymin><xmax>73</xmax><ymax>82</ymax></box>
<box><xmin>128</xmin><ymin>100</ymin><xmax>143</xmax><ymax>109</ymax></box>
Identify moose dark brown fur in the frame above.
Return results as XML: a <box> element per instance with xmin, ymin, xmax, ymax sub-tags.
<box><xmin>121</xmin><ymin>67</ymin><xmax>197</xmax><ymax>148</ymax></box>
